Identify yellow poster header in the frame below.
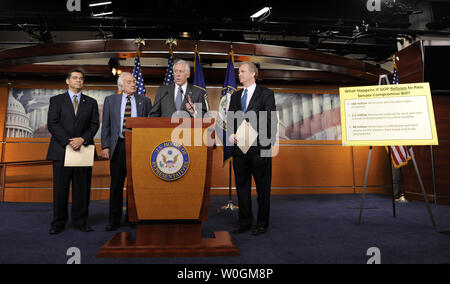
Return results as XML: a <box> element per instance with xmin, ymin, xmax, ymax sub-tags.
<box><xmin>340</xmin><ymin>83</ymin><xmax>438</xmax><ymax>146</ymax></box>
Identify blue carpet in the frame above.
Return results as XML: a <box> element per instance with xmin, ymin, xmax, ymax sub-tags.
<box><xmin>0</xmin><ymin>194</ymin><xmax>449</xmax><ymax>264</ymax></box>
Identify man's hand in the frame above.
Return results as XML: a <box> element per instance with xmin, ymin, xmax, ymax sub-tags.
<box><xmin>69</xmin><ymin>137</ymin><xmax>85</xmax><ymax>151</ymax></box>
<box><xmin>185</xmin><ymin>95</ymin><xmax>195</xmax><ymax>115</ymax></box>
<box><xmin>229</xmin><ymin>134</ymin><xmax>238</xmax><ymax>145</ymax></box>
<box><xmin>101</xmin><ymin>148</ymin><xmax>110</xmax><ymax>160</ymax></box>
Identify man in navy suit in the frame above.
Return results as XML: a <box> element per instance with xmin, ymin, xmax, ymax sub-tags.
<box><xmin>227</xmin><ymin>62</ymin><xmax>277</xmax><ymax>236</ymax></box>
<box><xmin>150</xmin><ymin>59</ymin><xmax>207</xmax><ymax>118</ymax></box>
<box><xmin>46</xmin><ymin>69</ymin><xmax>100</xmax><ymax>234</ymax></box>
<box><xmin>101</xmin><ymin>72</ymin><xmax>152</xmax><ymax>231</ymax></box>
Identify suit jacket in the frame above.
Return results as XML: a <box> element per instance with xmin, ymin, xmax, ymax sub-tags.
<box><xmin>227</xmin><ymin>85</ymin><xmax>277</xmax><ymax>157</ymax></box>
<box><xmin>46</xmin><ymin>92</ymin><xmax>100</xmax><ymax>161</ymax></box>
<box><xmin>150</xmin><ymin>83</ymin><xmax>208</xmax><ymax>118</ymax></box>
<box><xmin>101</xmin><ymin>93</ymin><xmax>152</xmax><ymax>160</ymax></box>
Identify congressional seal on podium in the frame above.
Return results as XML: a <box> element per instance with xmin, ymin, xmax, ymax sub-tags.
<box><xmin>150</xmin><ymin>141</ymin><xmax>190</xmax><ymax>181</ymax></box>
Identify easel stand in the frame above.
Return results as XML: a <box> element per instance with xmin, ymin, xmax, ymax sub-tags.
<box><xmin>357</xmin><ymin>146</ymin><xmax>396</xmax><ymax>225</ymax></box>
<box><xmin>358</xmin><ymin>75</ymin><xmax>436</xmax><ymax>229</ymax></box>
<box><xmin>410</xmin><ymin>148</ymin><xmax>437</xmax><ymax>229</ymax></box>
<box><xmin>358</xmin><ymin>146</ymin><xmax>436</xmax><ymax>229</ymax></box>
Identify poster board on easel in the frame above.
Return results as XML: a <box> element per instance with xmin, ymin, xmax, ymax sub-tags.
<box><xmin>339</xmin><ymin>81</ymin><xmax>438</xmax><ymax>228</ymax></box>
<box><xmin>340</xmin><ymin>82</ymin><xmax>438</xmax><ymax>147</ymax></box>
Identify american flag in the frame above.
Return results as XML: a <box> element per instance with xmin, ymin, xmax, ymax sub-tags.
<box><xmin>132</xmin><ymin>54</ymin><xmax>146</xmax><ymax>95</ymax></box>
<box><xmin>392</xmin><ymin>63</ymin><xmax>399</xmax><ymax>84</ymax></box>
<box><xmin>389</xmin><ymin>63</ymin><xmax>411</xmax><ymax>168</ymax></box>
<box><xmin>163</xmin><ymin>53</ymin><xmax>174</xmax><ymax>85</ymax></box>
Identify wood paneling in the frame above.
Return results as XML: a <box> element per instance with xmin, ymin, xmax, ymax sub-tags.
<box><xmin>3</xmin><ymin>142</ymin><xmax>49</xmax><ymax>162</ymax></box>
<box><xmin>434</xmin><ymin>141</ymin><xmax>450</xmax><ymax>196</ymax></box>
<box><xmin>272</xmin><ymin>145</ymin><xmax>353</xmax><ymax>187</ymax></box>
<box><xmin>1</xmin><ymin>140</ymin><xmax>392</xmax><ymax>202</ymax></box>
<box><xmin>432</xmin><ymin>96</ymin><xmax>450</xmax><ymax>140</ymax></box>
<box><xmin>352</xmin><ymin>146</ymin><xmax>391</xmax><ymax>187</ymax></box>
<box><xmin>396</xmin><ymin>41</ymin><xmax>450</xmax><ymax>205</ymax></box>
<box><xmin>397</xmin><ymin>41</ymin><xmax>423</xmax><ymax>84</ymax></box>
<box><xmin>403</xmin><ymin>146</ymin><xmax>434</xmax><ymax>200</ymax></box>
<box><xmin>4</xmin><ymin>188</ymin><xmax>111</xmax><ymax>203</ymax></box>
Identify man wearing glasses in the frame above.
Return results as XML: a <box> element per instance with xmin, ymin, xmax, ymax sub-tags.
<box><xmin>46</xmin><ymin>69</ymin><xmax>100</xmax><ymax>235</ymax></box>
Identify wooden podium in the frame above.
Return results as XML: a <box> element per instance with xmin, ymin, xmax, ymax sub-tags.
<box><xmin>97</xmin><ymin>117</ymin><xmax>238</xmax><ymax>257</ymax></box>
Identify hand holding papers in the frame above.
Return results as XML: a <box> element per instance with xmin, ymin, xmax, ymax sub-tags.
<box><xmin>64</xmin><ymin>145</ymin><xmax>95</xmax><ymax>167</ymax></box>
<box><xmin>235</xmin><ymin>120</ymin><xmax>258</xmax><ymax>154</ymax></box>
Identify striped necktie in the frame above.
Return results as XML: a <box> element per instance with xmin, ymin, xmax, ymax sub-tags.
<box><xmin>123</xmin><ymin>95</ymin><xmax>132</xmax><ymax>134</ymax></box>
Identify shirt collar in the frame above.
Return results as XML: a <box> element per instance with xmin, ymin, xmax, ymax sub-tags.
<box><xmin>175</xmin><ymin>82</ymin><xmax>188</xmax><ymax>94</ymax></box>
<box><xmin>123</xmin><ymin>92</ymin><xmax>135</xmax><ymax>99</ymax></box>
<box><xmin>244</xmin><ymin>83</ymin><xmax>256</xmax><ymax>95</ymax></box>
<box><xmin>68</xmin><ymin>90</ymin><xmax>81</xmax><ymax>99</ymax></box>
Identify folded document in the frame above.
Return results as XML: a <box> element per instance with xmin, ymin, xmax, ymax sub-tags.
<box><xmin>235</xmin><ymin>120</ymin><xmax>258</xmax><ymax>154</ymax></box>
<box><xmin>64</xmin><ymin>145</ymin><xmax>95</xmax><ymax>167</ymax></box>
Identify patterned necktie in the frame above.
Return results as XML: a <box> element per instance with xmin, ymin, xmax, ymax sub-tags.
<box><xmin>175</xmin><ymin>86</ymin><xmax>183</xmax><ymax>111</ymax></box>
<box><xmin>241</xmin><ymin>88</ymin><xmax>248</xmax><ymax>113</ymax></box>
<box><xmin>73</xmin><ymin>95</ymin><xmax>79</xmax><ymax>115</ymax></box>
<box><xmin>123</xmin><ymin>95</ymin><xmax>132</xmax><ymax>134</ymax></box>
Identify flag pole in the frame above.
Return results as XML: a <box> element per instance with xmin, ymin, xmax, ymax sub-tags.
<box><xmin>219</xmin><ymin>161</ymin><xmax>238</xmax><ymax>211</ymax></box>
<box><xmin>388</xmin><ymin>147</ymin><xmax>397</xmax><ymax>218</ymax></box>
<box><xmin>218</xmin><ymin>44</ymin><xmax>238</xmax><ymax>212</ymax></box>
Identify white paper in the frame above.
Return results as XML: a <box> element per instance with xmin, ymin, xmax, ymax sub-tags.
<box><xmin>64</xmin><ymin>145</ymin><xmax>95</xmax><ymax>167</ymax></box>
<box><xmin>235</xmin><ymin>120</ymin><xmax>258</xmax><ymax>154</ymax></box>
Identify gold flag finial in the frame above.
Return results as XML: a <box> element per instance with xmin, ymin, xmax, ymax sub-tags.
<box><xmin>165</xmin><ymin>38</ymin><xmax>177</xmax><ymax>57</ymax></box>
<box><xmin>134</xmin><ymin>38</ymin><xmax>145</xmax><ymax>53</ymax></box>
<box><xmin>165</xmin><ymin>38</ymin><xmax>177</xmax><ymax>47</ymax></box>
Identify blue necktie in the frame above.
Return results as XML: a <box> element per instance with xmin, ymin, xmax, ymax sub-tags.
<box><xmin>241</xmin><ymin>88</ymin><xmax>248</xmax><ymax>113</ymax></box>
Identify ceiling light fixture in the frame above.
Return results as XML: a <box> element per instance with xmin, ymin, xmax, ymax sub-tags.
<box><xmin>92</xmin><ymin>11</ymin><xmax>113</xmax><ymax>17</ymax></box>
<box><xmin>89</xmin><ymin>1</ymin><xmax>112</xmax><ymax>7</ymax></box>
<box><xmin>250</xmin><ymin>7</ymin><xmax>271</xmax><ymax>21</ymax></box>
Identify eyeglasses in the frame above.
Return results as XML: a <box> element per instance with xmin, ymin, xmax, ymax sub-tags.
<box><xmin>70</xmin><ymin>76</ymin><xmax>85</xmax><ymax>81</ymax></box>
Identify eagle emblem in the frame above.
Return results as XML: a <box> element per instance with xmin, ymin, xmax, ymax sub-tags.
<box><xmin>151</xmin><ymin>141</ymin><xmax>190</xmax><ymax>181</ymax></box>
<box><xmin>161</xmin><ymin>154</ymin><xmax>179</xmax><ymax>168</ymax></box>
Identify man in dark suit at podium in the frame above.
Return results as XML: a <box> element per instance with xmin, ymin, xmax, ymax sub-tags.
<box><xmin>150</xmin><ymin>59</ymin><xmax>207</xmax><ymax>118</ymax></box>
<box><xmin>227</xmin><ymin>62</ymin><xmax>277</xmax><ymax>236</ymax></box>
<box><xmin>47</xmin><ymin>69</ymin><xmax>100</xmax><ymax>234</ymax></box>
<box><xmin>101</xmin><ymin>72</ymin><xmax>152</xmax><ymax>231</ymax></box>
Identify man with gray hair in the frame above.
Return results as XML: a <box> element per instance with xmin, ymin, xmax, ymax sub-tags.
<box><xmin>101</xmin><ymin>72</ymin><xmax>152</xmax><ymax>231</ymax></box>
<box><xmin>151</xmin><ymin>59</ymin><xmax>208</xmax><ymax>118</ymax></box>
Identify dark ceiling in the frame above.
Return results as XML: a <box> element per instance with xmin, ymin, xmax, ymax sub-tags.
<box><xmin>1</xmin><ymin>0</ymin><xmax>450</xmax><ymax>63</ymax></box>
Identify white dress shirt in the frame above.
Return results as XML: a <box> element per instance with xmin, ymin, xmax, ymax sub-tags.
<box><xmin>174</xmin><ymin>82</ymin><xmax>188</xmax><ymax>103</ymax></box>
<box><xmin>242</xmin><ymin>83</ymin><xmax>257</xmax><ymax>109</ymax></box>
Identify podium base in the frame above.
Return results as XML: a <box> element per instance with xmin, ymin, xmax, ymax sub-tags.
<box><xmin>97</xmin><ymin>223</ymin><xmax>239</xmax><ymax>258</ymax></box>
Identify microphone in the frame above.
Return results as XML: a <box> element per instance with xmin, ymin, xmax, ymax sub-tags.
<box><xmin>149</xmin><ymin>89</ymin><xmax>170</xmax><ymax>116</ymax></box>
